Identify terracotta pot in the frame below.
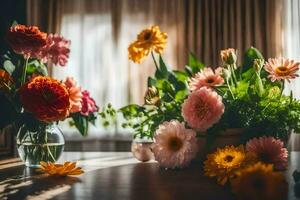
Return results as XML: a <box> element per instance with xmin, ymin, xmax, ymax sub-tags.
<box><xmin>195</xmin><ymin>128</ymin><xmax>245</xmax><ymax>161</ymax></box>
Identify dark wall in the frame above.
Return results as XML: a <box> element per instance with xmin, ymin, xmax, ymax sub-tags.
<box><xmin>0</xmin><ymin>0</ymin><xmax>26</xmax><ymax>54</ymax></box>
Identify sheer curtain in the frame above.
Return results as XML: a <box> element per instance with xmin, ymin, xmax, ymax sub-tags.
<box><xmin>283</xmin><ymin>0</ymin><xmax>300</xmax><ymax>150</ymax></box>
<box><xmin>52</xmin><ymin>0</ymin><xmax>185</xmax><ymax>138</ymax></box>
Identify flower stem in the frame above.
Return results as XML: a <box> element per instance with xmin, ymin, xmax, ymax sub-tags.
<box><xmin>230</xmin><ymin>64</ymin><xmax>238</xmax><ymax>87</ymax></box>
<box><xmin>22</xmin><ymin>57</ymin><xmax>29</xmax><ymax>84</ymax></box>
<box><xmin>226</xmin><ymin>78</ymin><xmax>235</xmax><ymax>99</ymax></box>
<box><xmin>151</xmin><ymin>51</ymin><xmax>159</xmax><ymax>70</ymax></box>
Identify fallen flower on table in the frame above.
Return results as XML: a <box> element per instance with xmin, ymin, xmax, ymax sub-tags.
<box><xmin>231</xmin><ymin>162</ymin><xmax>287</xmax><ymax>200</ymax></box>
<box><xmin>37</xmin><ymin>161</ymin><xmax>84</xmax><ymax>176</ymax></box>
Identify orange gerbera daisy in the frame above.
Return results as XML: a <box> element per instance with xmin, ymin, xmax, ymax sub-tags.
<box><xmin>128</xmin><ymin>25</ymin><xmax>167</xmax><ymax>63</ymax></box>
<box><xmin>38</xmin><ymin>161</ymin><xmax>84</xmax><ymax>176</ymax></box>
<box><xmin>19</xmin><ymin>76</ymin><xmax>70</xmax><ymax>122</ymax></box>
<box><xmin>264</xmin><ymin>57</ymin><xmax>299</xmax><ymax>82</ymax></box>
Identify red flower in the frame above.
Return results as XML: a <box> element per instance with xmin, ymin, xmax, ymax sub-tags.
<box><xmin>19</xmin><ymin>76</ymin><xmax>70</xmax><ymax>122</ymax></box>
<box><xmin>7</xmin><ymin>25</ymin><xmax>47</xmax><ymax>58</ymax></box>
<box><xmin>81</xmin><ymin>90</ymin><xmax>98</xmax><ymax>116</ymax></box>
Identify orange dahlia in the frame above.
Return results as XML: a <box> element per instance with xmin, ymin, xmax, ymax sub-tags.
<box><xmin>7</xmin><ymin>25</ymin><xmax>47</xmax><ymax>58</ymax></box>
<box><xmin>19</xmin><ymin>76</ymin><xmax>70</xmax><ymax>122</ymax></box>
<box><xmin>264</xmin><ymin>57</ymin><xmax>299</xmax><ymax>82</ymax></box>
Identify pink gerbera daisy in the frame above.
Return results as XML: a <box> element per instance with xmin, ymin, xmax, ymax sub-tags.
<box><xmin>246</xmin><ymin>136</ymin><xmax>288</xmax><ymax>170</ymax></box>
<box><xmin>182</xmin><ymin>87</ymin><xmax>224</xmax><ymax>132</ymax></box>
<box><xmin>264</xmin><ymin>57</ymin><xmax>299</xmax><ymax>82</ymax></box>
<box><xmin>189</xmin><ymin>67</ymin><xmax>224</xmax><ymax>91</ymax></box>
<box><xmin>152</xmin><ymin>120</ymin><xmax>198</xmax><ymax>169</ymax></box>
<box><xmin>64</xmin><ymin>77</ymin><xmax>82</xmax><ymax>113</ymax></box>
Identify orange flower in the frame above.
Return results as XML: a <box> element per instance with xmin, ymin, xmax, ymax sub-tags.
<box><xmin>64</xmin><ymin>77</ymin><xmax>82</xmax><ymax>113</ymax></box>
<box><xmin>19</xmin><ymin>76</ymin><xmax>70</xmax><ymax>122</ymax></box>
<box><xmin>0</xmin><ymin>69</ymin><xmax>13</xmax><ymax>90</ymax></box>
<box><xmin>7</xmin><ymin>25</ymin><xmax>47</xmax><ymax>58</ymax></box>
<box><xmin>128</xmin><ymin>25</ymin><xmax>167</xmax><ymax>63</ymax></box>
<box><xmin>264</xmin><ymin>57</ymin><xmax>299</xmax><ymax>82</ymax></box>
<box><xmin>38</xmin><ymin>161</ymin><xmax>84</xmax><ymax>176</ymax></box>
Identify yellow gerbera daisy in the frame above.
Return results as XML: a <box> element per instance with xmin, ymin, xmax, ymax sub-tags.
<box><xmin>204</xmin><ymin>145</ymin><xmax>256</xmax><ymax>185</ymax></box>
<box><xmin>128</xmin><ymin>25</ymin><xmax>167</xmax><ymax>63</ymax></box>
<box><xmin>37</xmin><ymin>161</ymin><xmax>84</xmax><ymax>176</ymax></box>
<box><xmin>231</xmin><ymin>162</ymin><xmax>288</xmax><ymax>200</ymax></box>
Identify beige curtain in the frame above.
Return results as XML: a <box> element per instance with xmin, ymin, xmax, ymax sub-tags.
<box><xmin>185</xmin><ymin>0</ymin><xmax>283</xmax><ymax>66</ymax></box>
<box><xmin>26</xmin><ymin>0</ymin><xmax>64</xmax><ymax>33</ymax></box>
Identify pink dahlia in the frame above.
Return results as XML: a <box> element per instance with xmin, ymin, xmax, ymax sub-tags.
<box><xmin>246</xmin><ymin>136</ymin><xmax>288</xmax><ymax>170</ymax></box>
<box><xmin>40</xmin><ymin>34</ymin><xmax>71</xmax><ymax>66</ymax></box>
<box><xmin>64</xmin><ymin>77</ymin><xmax>82</xmax><ymax>113</ymax></box>
<box><xmin>189</xmin><ymin>67</ymin><xmax>224</xmax><ymax>91</ymax></box>
<box><xmin>182</xmin><ymin>87</ymin><xmax>224</xmax><ymax>132</ymax></box>
<box><xmin>264</xmin><ymin>57</ymin><xmax>299</xmax><ymax>82</ymax></box>
<box><xmin>81</xmin><ymin>90</ymin><xmax>98</xmax><ymax>116</ymax></box>
<box><xmin>152</xmin><ymin>120</ymin><xmax>198</xmax><ymax>169</ymax></box>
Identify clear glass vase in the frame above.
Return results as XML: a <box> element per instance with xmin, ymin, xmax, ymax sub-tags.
<box><xmin>16</xmin><ymin>124</ymin><xmax>65</xmax><ymax>168</ymax></box>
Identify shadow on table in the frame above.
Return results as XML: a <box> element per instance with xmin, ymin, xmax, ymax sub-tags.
<box><xmin>0</xmin><ymin>168</ymin><xmax>81</xmax><ymax>200</ymax></box>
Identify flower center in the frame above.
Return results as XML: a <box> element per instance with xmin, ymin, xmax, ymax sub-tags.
<box><xmin>206</xmin><ymin>77</ymin><xmax>215</xmax><ymax>84</ymax></box>
<box><xmin>168</xmin><ymin>137</ymin><xmax>183</xmax><ymax>152</ymax></box>
<box><xmin>275</xmin><ymin>66</ymin><xmax>289</xmax><ymax>76</ymax></box>
<box><xmin>224</xmin><ymin>155</ymin><xmax>234</xmax><ymax>162</ymax></box>
<box><xmin>143</xmin><ymin>31</ymin><xmax>152</xmax><ymax>41</ymax></box>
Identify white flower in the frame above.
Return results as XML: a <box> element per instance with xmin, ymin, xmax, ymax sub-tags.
<box><xmin>152</xmin><ymin>120</ymin><xmax>198</xmax><ymax>169</ymax></box>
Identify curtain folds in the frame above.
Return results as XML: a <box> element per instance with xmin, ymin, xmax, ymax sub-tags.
<box><xmin>185</xmin><ymin>0</ymin><xmax>283</xmax><ymax>66</ymax></box>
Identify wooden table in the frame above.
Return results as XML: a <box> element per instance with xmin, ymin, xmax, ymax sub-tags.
<box><xmin>0</xmin><ymin>151</ymin><xmax>299</xmax><ymax>200</ymax></box>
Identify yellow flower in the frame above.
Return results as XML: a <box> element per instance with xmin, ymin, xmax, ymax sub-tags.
<box><xmin>231</xmin><ymin>162</ymin><xmax>287</xmax><ymax>200</ymax></box>
<box><xmin>204</xmin><ymin>145</ymin><xmax>256</xmax><ymax>185</ymax></box>
<box><xmin>38</xmin><ymin>161</ymin><xmax>84</xmax><ymax>176</ymax></box>
<box><xmin>128</xmin><ymin>25</ymin><xmax>167</xmax><ymax>63</ymax></box>
<box><xmin>128</xmin><ymin>41</ymin><xmax>146</xmax><ymax>63</ymax></box>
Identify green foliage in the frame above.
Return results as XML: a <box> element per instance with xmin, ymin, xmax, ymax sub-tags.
<box><xmin>118</xmin><ymin>47</ymin><xmax>300</xmax><ymax>141</ymax></box>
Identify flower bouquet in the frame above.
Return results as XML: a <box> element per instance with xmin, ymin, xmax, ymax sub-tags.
<box><xmin>0</xmin><ymin>24</ymin><xmax>99</xmax><ymax>167</ymax></box>
<box><xmin>111</xmin><ymin>25</ymin><xmax>300</xmax><ymax>167</ymax></box>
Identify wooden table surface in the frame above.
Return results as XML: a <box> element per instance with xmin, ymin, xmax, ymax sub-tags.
<box><xmin>0</xmin><ymin>151</ymin><xmax>299</xmax><ymax>200</ymax></box>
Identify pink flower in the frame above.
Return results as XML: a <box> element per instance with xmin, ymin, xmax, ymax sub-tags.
<box><xmin>182</xmin><ymin>87</ymin><xmax>224</xmax><ymax>132</ymax></box>
<box><xmin>64</xmin><ymin>77</ymin><xmax>82</xmax><ymax>113</ymax></box>
<box><xmin>40</xmin><ymin>34</ymin><xmax>71</xmax><ymax>66</ymax></box>
<box><xmin>152</xmin><ymin>120</ymin><xmax>198</xmax><ymax>169</ymax></box>
<box><xmin>264</xmin><ymin>57</ymin><xmax>299</xmax><ymax>82</ymax></box>
<box><xmin>189</xmin><ymin>67</ymin><xmax>224</xmax><ymax>91</ymax></box>
<box><xmin>246</xmin><ymin>136</ymin><xmax>288</xmax><ymax>170</ymax></box>
<box><xmin>81</xmin><ymin>90</ymin><xmax>98</xmax><ymax>116</ymax></box>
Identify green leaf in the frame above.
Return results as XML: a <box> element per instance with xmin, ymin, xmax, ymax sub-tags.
<box><xmin>11</xmin><ymin>20</ymin><xmax>18</xmax><ymax>28</ymax></box>
<box><xmin>147</xmin><ymin>77</ymin><xmax>156</xmax><ymax>87</ymax></box>
<box><xmin>119</xmin><ymin>104</ymin><xmax>145</xmax><ymax>119</ymax></box>
<box><xmin>242</xmin><ymin>47</ymin><xmax>264</xmax><ymax>72</ymax></box>
<box><xmin>173</xmin><ymin>70</ymin><xmax>188</xmax><ymax>82</ymax></box>
<box><xmin>188</xmin><ymin>53</ymin><xmax>205</xmax><ymax>74</ymax></box>
<box><xmin>72</xmin><ymin>113</ymin><xmax>89</xmax><ymax>136</ymax></box>
<box><xmin>159</xmin><ymin>56</ymin><xmax>169</xmax><ymax>76</ymax></box>
<box><xmin>3</xmin><ymin>60</ymin><xmax>15</xmax><ymax>75</ymax></box>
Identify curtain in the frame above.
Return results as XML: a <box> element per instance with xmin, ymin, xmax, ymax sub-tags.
<box><xmin>283</xmin><ymin>0</ymin><xmax>300</xmax><ymax>151</ymax></box>
<box><xmin>186</xmin><ymin>0</ymin><xmax>284</xmax><ymax>66</ymax></box>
